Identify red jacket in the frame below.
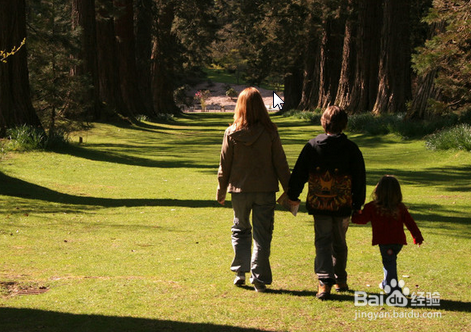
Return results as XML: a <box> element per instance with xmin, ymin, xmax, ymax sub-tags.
<box><xmin>352</xmin><ymin>202</ymin><xmax>424</xmax><ymax>245</ymax></box>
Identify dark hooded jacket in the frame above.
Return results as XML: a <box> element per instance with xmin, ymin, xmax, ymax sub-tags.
<box><xmin>288</xmin><ymin>133</ymin><xmax>366</xmax><ymax>216</ymax></box>
<box><xmin>217</xmin><ymin>123</ymin><xmax>290</xmax><ymax>203</ymax></box>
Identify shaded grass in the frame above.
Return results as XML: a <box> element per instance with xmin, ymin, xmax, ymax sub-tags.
<box><xmin>1</xmin><ymin>113</ymin><xmax>470</xmax><ymax>331</ymax></box>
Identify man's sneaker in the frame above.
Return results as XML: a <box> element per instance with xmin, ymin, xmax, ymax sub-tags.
<box><xmin>334</xmin><ymin>282</ymin><xmax>349</xmax><ymax>292</ymax></box>
<box><xmin>316</xmin><ymin>283</ymin><xmax>332</xmax><ymax>300</ymax></box>
<box><xmin>233</xmin><ymin>273</ymin><xmax>246</xmax><ymax>286</ymax></box>
<box><xmin>252</xmin><ymin>280</ymin><xmax>267</xmax><ymax>293</ymax></box>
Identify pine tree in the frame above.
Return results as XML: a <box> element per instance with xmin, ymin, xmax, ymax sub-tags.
<box><xmin>28</xmin><ymin>0</ymin><xmax>88</xmax><ymax>135</ymax></box>
<box><xmin>412</xmin><ymin>0</ymin><xmax>471</xmax><ymax>116</ymax></box>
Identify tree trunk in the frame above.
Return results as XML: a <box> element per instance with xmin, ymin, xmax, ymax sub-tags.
<box><xmin>348</xmin><ymin>0</ymin><xmax>382</xmax><ymax>113</ymax></box>
<box><xmin>407</xmin><ymin>70</ymin><xmax>440</xmax><ymax>119</ymax></box>
<box><xmin>407</xmin><ymin>21</ymin><xmax>445</xmax><ymax>120</ymax></box>
<box><xmin>283</xmin><ymin>66</ymin><xmax>303</xmax><ymax>112</ymax></box>
<box><xmin>298</xmin><ymin>13</ymin><xmax>321</xmax><ymax>111</ymax></box>
<box><xmin>151</xmin><ymin>1</ymin><xmax>180</xmax><ymax>115</ymax></box>
<box><xmin>114</xmin><ymin>0</ymin><xmax>147</xmax><ymax>116</ymax></box>
<box><xmin>317</xmin><ymin>4</ymin><xmax>347</xmax><ymax>109</ymax></box>
<box><xmin>96</xmin><ymin>2</ymin><xmax>131</xmax><ymax>119</ymax></box>
<box><xmin>135</xmin><ymin>0</ymin><xmax>155</xmax><ymax>116</ymax></box>
<box><xmin>335</xmin><ymin>0</ymin><xmax>357</xmax><ymax>111</ymax></box>
<box><xmin>372</xmin><ymin>0</ymin><xmax>412</xmax><ymax>115</ymax></box>
<box><xmin>71</xmin><ymin>0</ymin><xmax>101</xmax><ymax>120</ymax></box>
<box><xmin>0</xmin><ymin>0</ymin><xmax>42</xmax><ymax>136</ymax></box>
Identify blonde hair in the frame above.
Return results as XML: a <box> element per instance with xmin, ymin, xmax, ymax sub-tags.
<box><xmin>372</xmin><ymin>175</ymin><xmax>403</xmax><ymax>217</ymax></box>
<box><xmin>233</xmin><ymin>87</ymin><xmax>277</xmax><ymax>132</ymax></box>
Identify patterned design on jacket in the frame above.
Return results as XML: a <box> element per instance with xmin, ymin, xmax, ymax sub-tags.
<box><xmin>307</xmin><ymin>168</ymin><xmax>352</xmax><ymax>212</ymax></box>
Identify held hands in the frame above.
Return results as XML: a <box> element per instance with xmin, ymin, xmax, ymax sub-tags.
<box><xmin>287</xmin><ymin>199</ymin><xmax>300</xmax><ymax>207</ymax></box>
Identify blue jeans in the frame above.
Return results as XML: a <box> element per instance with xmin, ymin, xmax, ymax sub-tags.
<box><xmin>313</xmin><ymin>214</ymin><xmax>350</xmax><ymax>286</ymax></box>
<box><xmin>230</xmin><ymin>192</ymin><xmax>276</xmax><ymax>285</ymax></box>
<box><xmin>379</xmin><ymin>244</ymin><xmax>403</xmax><ymax>292</ymax></box>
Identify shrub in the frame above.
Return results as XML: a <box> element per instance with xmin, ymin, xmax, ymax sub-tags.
<box><xmin>282</xmin><ymin>109</ymin><xmax>322</xmax><ymax>124</ymax></box>
<box><xmin>136</xmin><ymin>114</ymin><xmax>150</xmax><ymax>122</ymax></box>
<box><xmin>2</xmin><ymin>125</ymin><xmax>70</xmax><ymax>152</ymax></box>
<box><xmin>284</xmin><ymin>109</ymin><xmax>471</xmax><ymax>142</ymax></box>
<box><xmin>45</xmin><ymin>130</ymin><xmax>70</xmax><ymax>149</ymax></box>
<box><xmin>225</xmin><ymin>87</ymin><xmax>238</xmax><ymax>99</ymax></box>
<box><xmin>155</xmin><ymin>113</ymin><xmax>175</xmax><ymax>122</ymax></box>
<box><xmin>5</xmin><ymin>125</ymin><xmax>46</xmax><ymax>151</ymax></box>
<box><xmin>425</xmin><ymin>124</ymin><xmax>471</xmax><ymax>151</ymax></box>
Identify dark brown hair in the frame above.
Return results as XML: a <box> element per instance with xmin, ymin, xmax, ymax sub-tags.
<box><xmin>372</xmin><ymin>175</ymin><xmax>403</xmax><ymax>217</ymax></box>
<box><xmin>321</xmin><ymin>106</ymin><xmax>348</xmax><ymax>134</ymax></box>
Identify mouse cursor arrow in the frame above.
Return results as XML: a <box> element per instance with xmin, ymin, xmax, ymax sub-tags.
<box><xmin>272</xmin><ymin>91</ymin><xmax>284</xmax><ymax>110</ymax></box>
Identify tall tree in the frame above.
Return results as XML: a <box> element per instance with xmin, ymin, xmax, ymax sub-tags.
<box><xmin>298</xmin><ymin>11</ymin><xmax>322</xmax><ymax>111</ymax></box>
<box><xmin>135</xmin><ymin>0</ymin><xmax>155</xmax><ymax>116</ymax></box>
<box><xmin>114</xmin><ymin>0</ymin><xmax>147</xmax><ymax>115</ymax></box>
<box><xmin>71</xmin><ymin>0</ymin><xmax>101</xmax><ymax>120</ymax></box>
<box><xmin>372</xmin><ymin>0</ymin><xmax>412</xmax><ymax>114</ymax></box>
<box><xmin>151</xmin><ymin>0</ymin><xmax>180</xmax><ymax>114</ymax></box>
<box><xmin>334</xmin><ymin>0</ymin><xmax>358</xmax><ymax>111</ymax></box>
<box><xmin>95</xmin><ymin>1</ymin><xmax>131</xmax><ymax>118</ymax></box>
<box><xmin>411</xmin><ymin>0</ymin><xmax>471</xmax><ymax>118</ymax></box>
<box><xmin>28</xmin><ymin>0</ymin><xmax>86</xmax><ymax>135</ymax></box>
<box><xmin>0</xmin><ymin>0</ymin><xmax>42</xmax><ymax>136</ymax></box>
<box><xmin>347</xmin><ymin>0</ymin><xmax>382</xmax><ymax>113</ymax></box>
<box><xmin>316</xmin><ymin>1</ymin><xmax>348</xmax><ymax>109</ymax></box>
<box><xmin>408</xmin><ymin>21</ymin><xmax>444</xmax><ymax>120</ymax></box>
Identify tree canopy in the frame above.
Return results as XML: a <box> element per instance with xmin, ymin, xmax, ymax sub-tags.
<box><xmin>0</xmin><ymin>0</ymin><xmax>469</xmax><ymax>137</ymax></box>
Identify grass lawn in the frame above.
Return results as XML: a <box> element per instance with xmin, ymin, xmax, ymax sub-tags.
<box><xmin>1</xmin><ymin>113</ymin><xmax>470</xmax><ymax>331</ymax></box>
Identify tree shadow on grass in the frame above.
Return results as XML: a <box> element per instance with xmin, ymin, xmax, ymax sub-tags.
<box><xmin>410</xmin><ymin>203</ymin><xmax>471</xmax><ymax>231</ymax></box>
<box><xmin>54</xmin><ymin>143</ymin><xmax>218</xmax><ymax>169</ymax></box>
<box><xmin>0</xmin><ymin>307</ymin><xmax>264</xmax><ymax>332</ymax></box>
<box><xmin>268</xmin><ymin>289</ymin><xmax>471</xmax><ymax>312</ymax></box>
<box><xmin>366</xmin><ymin>166</ymin><xmax>471</xmax><ymax>190</ymax></box>
<box><xmin>0</xmin><ymin>171</ymin><xmax>219</xmax><ymax>211</ymax></box>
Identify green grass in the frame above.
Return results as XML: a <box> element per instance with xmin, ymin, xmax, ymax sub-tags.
<box><xmin>1</xmin><ymin>113</ymin><xmax>470</xmax><ymax>331</ymax></box>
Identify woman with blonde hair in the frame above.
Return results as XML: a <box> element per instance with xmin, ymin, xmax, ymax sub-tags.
<box><xmin>217</xmin><ymin>87</ymin><xmax>290</xmax><ymax>292</ymax></box>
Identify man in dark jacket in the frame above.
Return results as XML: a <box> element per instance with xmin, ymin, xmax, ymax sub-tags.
<box><xmin>288</xmin><ymin>106</ymin><xmax>366</xmax><ymax>300</ymax></box>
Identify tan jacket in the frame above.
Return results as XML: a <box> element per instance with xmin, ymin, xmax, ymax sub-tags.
<box><xmin>217</xmin><ymin>123</ymin><xmax>290</xmax><ymax>202</ymax></box>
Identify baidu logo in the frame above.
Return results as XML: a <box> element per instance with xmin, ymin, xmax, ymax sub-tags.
<box><xmin>354</xmin><ymin>279</ymin><xmax>440</xmax><ymax>307</ymax></box>
<box><xmin>382</xmin><ymin>279</ymin><xmax>409</xmax><ymax>307</ymax></box>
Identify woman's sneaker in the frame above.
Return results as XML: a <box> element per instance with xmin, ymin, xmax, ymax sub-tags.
<box><xmin>233</xmin><ymin>273</ymin><xmax>246</xmax><ymax>286</ymax></box>
<box><xmin>252</xmin><ymin>280</ymin><xmax>267</xmax><ymax>292</ymax></box>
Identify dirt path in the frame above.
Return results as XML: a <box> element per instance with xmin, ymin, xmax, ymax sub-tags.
<box><xmin>185</xmin><ymin>82</ymin><xmax>283</xmax><ymax>112</ymax></box>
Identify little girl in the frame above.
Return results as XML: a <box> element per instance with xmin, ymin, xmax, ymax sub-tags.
<box><xmin>352</xmin><ymin>175</ymin><xmax>424</xmax><ymax>293</ymax></box>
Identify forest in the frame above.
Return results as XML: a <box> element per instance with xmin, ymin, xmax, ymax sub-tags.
<box><xmin>0</xmin><ymin>0</ymin><xmax>470</xmax><ymax>138</ymax></box>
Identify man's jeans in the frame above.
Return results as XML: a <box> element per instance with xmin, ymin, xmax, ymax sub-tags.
<box><xmin>313</xmin><ymin>214</ymin><xmax>350</xmax><ymax>285</ymax></box>
<box><xmin>379</xmin><ymin>244</ymin><xmax>403</xmax><ymax>292</ymax></box>
<box><xmin>230</xmin><ymin>192</ymin><xmax>275</xmax><ymax>285</ymax></box>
